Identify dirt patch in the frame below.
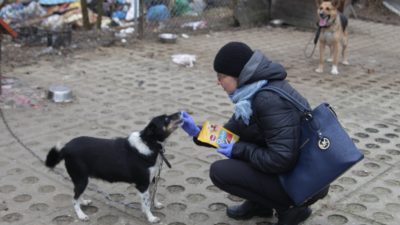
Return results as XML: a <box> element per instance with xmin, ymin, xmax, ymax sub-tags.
<box><xmin>354</xmin><ymin>0</ymin><xmax>400</xmax><ymax>25</ymax></box>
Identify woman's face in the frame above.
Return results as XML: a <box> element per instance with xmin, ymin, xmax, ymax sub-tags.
<box><xmin>217</xmin><ymin>73</ymin><xmax>238</xmax><ymax>94</ymax></box>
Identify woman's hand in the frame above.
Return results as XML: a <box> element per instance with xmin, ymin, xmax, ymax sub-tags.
<box><xmin>217</xmin><ymin>143</ymin><xmax>234</xmax><ymax>158</ymax></box>
<box><xmin>181</xmin><ymin>111</ymin><xmax>200</xmax><ymax>137</ymax></box>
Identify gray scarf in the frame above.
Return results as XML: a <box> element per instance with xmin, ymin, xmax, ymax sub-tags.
<box><xmin>229</xmin><ymin>80</ymin><xmax>268</xmax><ymax>125</ymax></box>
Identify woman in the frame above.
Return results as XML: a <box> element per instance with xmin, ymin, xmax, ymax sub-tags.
<box><xmin>181</xmin><ymin>42</ymin><xmax>328</xmax><ymax>225</ymax></box>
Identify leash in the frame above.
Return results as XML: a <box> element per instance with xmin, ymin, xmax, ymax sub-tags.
<box><xmin>0</xmin><ymin>107</ymin><xmax>45</xmax><ymax>163</ymax></box>
<box><xmin>304</xmin><ymin>25</ymin><xmax>321</xmax><ymax>58</ymax></box>
<box><xmin>159</xmin><ymin>149</ymin><xmax>171</xmax><ymax>168</ymax></box>
<box><xmin>148</xmin><ymin>144</ymin><xmax>170</xmax><ymax>207</ymax></box>
<box><xmin>149</xmin><ymin>143</ymin><xmax>169</xmax><ymax>207</ymax></box>
<box><xmin>156</xmin><ymin>141</ymin><xmax>171</xmax><ymax>168</ymax></box>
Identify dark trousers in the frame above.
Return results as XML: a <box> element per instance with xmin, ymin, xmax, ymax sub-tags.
<box><xmin>209</xmin><ymin>159</ymin><xmax>293</xmax><ymax>212</ymax></box>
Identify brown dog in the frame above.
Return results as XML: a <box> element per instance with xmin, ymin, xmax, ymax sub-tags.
<box><xmin>315</xmin><ymin>0</ymin><xmax>349</xmax><ymax>75</ymax></box>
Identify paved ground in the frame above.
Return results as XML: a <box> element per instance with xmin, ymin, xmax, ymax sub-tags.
<box><xmin>1</xmin><ymin>19</ymin><xmax>400</xmax><ymax>225</ymax></box>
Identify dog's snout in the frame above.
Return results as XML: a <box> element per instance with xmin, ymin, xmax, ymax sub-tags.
<box><xmin>319</xmin><ymin>12</ymin><xmax>326</xmax><ymax>18</ymax></box>
<box><xmin>171</xmin><ymin>112</ymin><xmax>181</xmax><ymax>119</ymax></box>
<box><xmin>169</xmin><ymin>112</ymin><xmax>183</xmax><ymax>124</ymax></box>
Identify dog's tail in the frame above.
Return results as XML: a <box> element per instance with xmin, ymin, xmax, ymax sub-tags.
<box><xmin>45</xmin><ymin>143</ymin><xmax>65</xmax><ymax>168</ymax></box>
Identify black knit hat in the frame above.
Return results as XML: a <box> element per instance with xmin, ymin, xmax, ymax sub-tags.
<box><xmin>213</xmin><ymin>42</ymin><xmax>254</xmax><ymax>78</ymax></box>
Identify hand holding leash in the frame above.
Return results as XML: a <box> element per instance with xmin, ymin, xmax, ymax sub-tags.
<box><xmin>181</xmin><ymin>111</ymin><xmax>200</xmax><ymax>137</ymax></box>
<box><xmin>217</xmin><ymin>143</ymin><xmax>233</xmax><ymax>158</ymax></box>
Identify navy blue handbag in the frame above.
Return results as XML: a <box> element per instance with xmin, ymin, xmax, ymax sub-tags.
<box><xmin>262</xmin><ymin>86</ymin><xmax>364</xmax><ymax>206</ymax></box>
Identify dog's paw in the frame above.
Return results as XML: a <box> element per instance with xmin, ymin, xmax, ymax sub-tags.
<box><xmin>77</xmin><ymin>212</ymin><xmax>89</xmax><ymax>221</ymax></box>
<box><xmin>81</xmin><ymin>199</ymin><xmax>92</xmax><ymax>206</ymax></box>
<box><xmin>315</xmin><ymin>68</ymin><xmax>323</xmax><ymax>73</ymax></box>
<box><xmin>148</xmin><ymin>216</ymin><xmax>160</xmax><ymax>223</ymax></box>
<box><xmin>342</xmin><ymin>60</ymin><xmax>349</xmax><ymax>65</ymax></box>
<box><xmin>154</xmin><ymin>201</ymin><xmax>163</xmax><ymax>209</ymax></box>
<box><xmin>330</xmin><ymin>67</ymin><xmax>339</xmax><ymax>75</ymax></box>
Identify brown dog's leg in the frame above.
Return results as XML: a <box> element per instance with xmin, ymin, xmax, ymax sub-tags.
<box><xmin>341</xmin><ymin>32</ymin><xmax>349</xmax><ymax>65</ymax></box>
<box><xmin>327</xmin><ymin>45</ymin><xmax>334</xmax><ymax>62</ymax></box>
<box><xmin>331</xmin><ymin>41</ymin><xmax>340</xmax><ymax>75</ymax></box>
<box><xmin>316</xmin><ymin>42</ymin><xmax>325</xmax><ymax>73</ymax></box>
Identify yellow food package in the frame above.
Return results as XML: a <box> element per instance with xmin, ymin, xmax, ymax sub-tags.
<box><xmin>197</xmin><ymin>121</ymin><xmax>240</xmax><ymax>147</ymax></box>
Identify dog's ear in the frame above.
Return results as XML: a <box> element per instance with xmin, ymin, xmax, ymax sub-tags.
<box><xmin>336</xmin><ymin>0</ymin><xmax>346</xmax><ymax>12</ymax></box>
<box><xmin>331</xmin><ymin>0</ymin><xmax>341</xmax><ymax>8</ymax></box>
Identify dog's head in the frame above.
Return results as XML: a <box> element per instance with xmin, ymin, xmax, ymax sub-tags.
<box><xmin>142</xmin><ymin>112</ymin><xmax>182</xmax><ymax>143</ymax></box>
<box><xmin>318</xmin><ymin>0</ymin><xmax>339</xmax><ymax>27</ymax></box>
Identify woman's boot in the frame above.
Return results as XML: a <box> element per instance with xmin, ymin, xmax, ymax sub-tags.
<box><xmin>274</xmin><ymin>206</ymin><xmax>312</xmax><ymax>225</ymax></box>
<box><xmin>227</xmin><ymin>200</ymin><xmax>274</xmax><ymax>220</ymax></box>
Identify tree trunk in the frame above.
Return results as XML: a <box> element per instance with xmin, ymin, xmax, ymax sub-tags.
<box><xmin>80</xmin><ymin>0</ymin><xmax>91</xmax><ymax>30</ymax></box>
<box><xmin>96</xmin><ymin>0</ymin><xmax>103</xmax><ymax>30</ymax></box>
<box><xmin>138</xmin><ymin>0</ymin><xmax>144</xmax><ymax>39</ymax></box>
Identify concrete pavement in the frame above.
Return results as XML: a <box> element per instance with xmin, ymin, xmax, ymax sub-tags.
<box><xmin>1</xmin><ymin>19</ymin><xmax>400</xmax><ymax>225</ymax></box>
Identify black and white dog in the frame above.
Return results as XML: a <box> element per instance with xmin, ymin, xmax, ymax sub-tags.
<box><xmin>45</xmin><ymin>112</ymin><xmax>182</xmax><ymax>223</ymax></box>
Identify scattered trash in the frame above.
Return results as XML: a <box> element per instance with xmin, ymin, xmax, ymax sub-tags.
<box><xmin>115</xmin><ymin>27</ymin><xmax>134</xmax><ymax>38</ymax></box>
<box><xmin>35</xmin><ymin>46</ymin><xmax>55</xmax><ymax>57</ymax></box>
<box><xmin>0</xmin><ymin>77</ymin><xmax>47</xmax><ymax>109</ymax></box>
<box><xmin>171</xmin><ymin>54</ymin><xmax>196</xmax><ymax>67</ymax></box>
<box><xmin>112</xmin><ymin>10</ymin><xmax>127</xmax><ymax>20</ymax></box>
<box><xmin>270</xmin><ymin>19</ymin><xmax>284</xmax><ymax>27</ymax></box>
<box><xmin>146</xmin><ymin>4</ymin><xmax>170</xmax><ymax>22</ymax></box>
<box><xmin>39</xmin><ymin>0</ymin><xmax>76</xmax><ymax>5</ymax></box>
<box><xmin>181</xmin><ymin>20</ymin><xmax>207</xmax><ymax>30</ymax></box>
<box><xmin>181</xmin><ymin>33</ymin><xmax>189</xmax><ymax>38</ymax></box>
<box><xmin>125</xmin><ymin>0</ymin><xmax>139</xmax><ymax>20</ymax></box>
<box><xmin>1</xmin><ymin>77</ymin><xmax>18</xmax><ymax>89</ymax></box>
<box><xmin>173</xmin><ymin>0</ymin><xmax>190</xmax><ymax>16</ymax></box>
<box><xmin>188</xmin><ymin>0</ymin><xmax>206</xmax><ymax>16</ymax></box>
<box><xmin>0</xmin><ymin>2</ymin><xmax>46</xmax><ymax>25</ymax></box>
<box><xmin>41</xmin><ymin>14</ymin><xmax>64</xmax><ymax>30</ymax></box>
<box><xmin>0</xmin><ymin>19</ymin><xmax>17</xmax><ymax>38</ymax></box>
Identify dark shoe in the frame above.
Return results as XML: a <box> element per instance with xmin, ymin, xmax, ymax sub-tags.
<box><xmin>274</xmin><ymin>206</ymin><xmax>312</xmax><ymax>225</ymax></box>
<box><xmin>226</xmin><ymin>200</ymin><xmax>274</xmax><ymax>220</ymax></box>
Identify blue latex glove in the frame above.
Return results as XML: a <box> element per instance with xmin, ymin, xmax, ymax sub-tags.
<box><xmin>217</xmin><ymin>143</ymin><xmax>234</xmax><ymax>158</ymax></box>
<box><xmin>181</xmin><ymin>111</ymin><xmax>200</xmax><ymax>137</ymax></box>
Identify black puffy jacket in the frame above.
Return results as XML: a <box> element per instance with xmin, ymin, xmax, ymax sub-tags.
<box><xmin>224</xmin><ymin>51</ymin><xmax>310</xmax><ymax>174</ymax></box>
